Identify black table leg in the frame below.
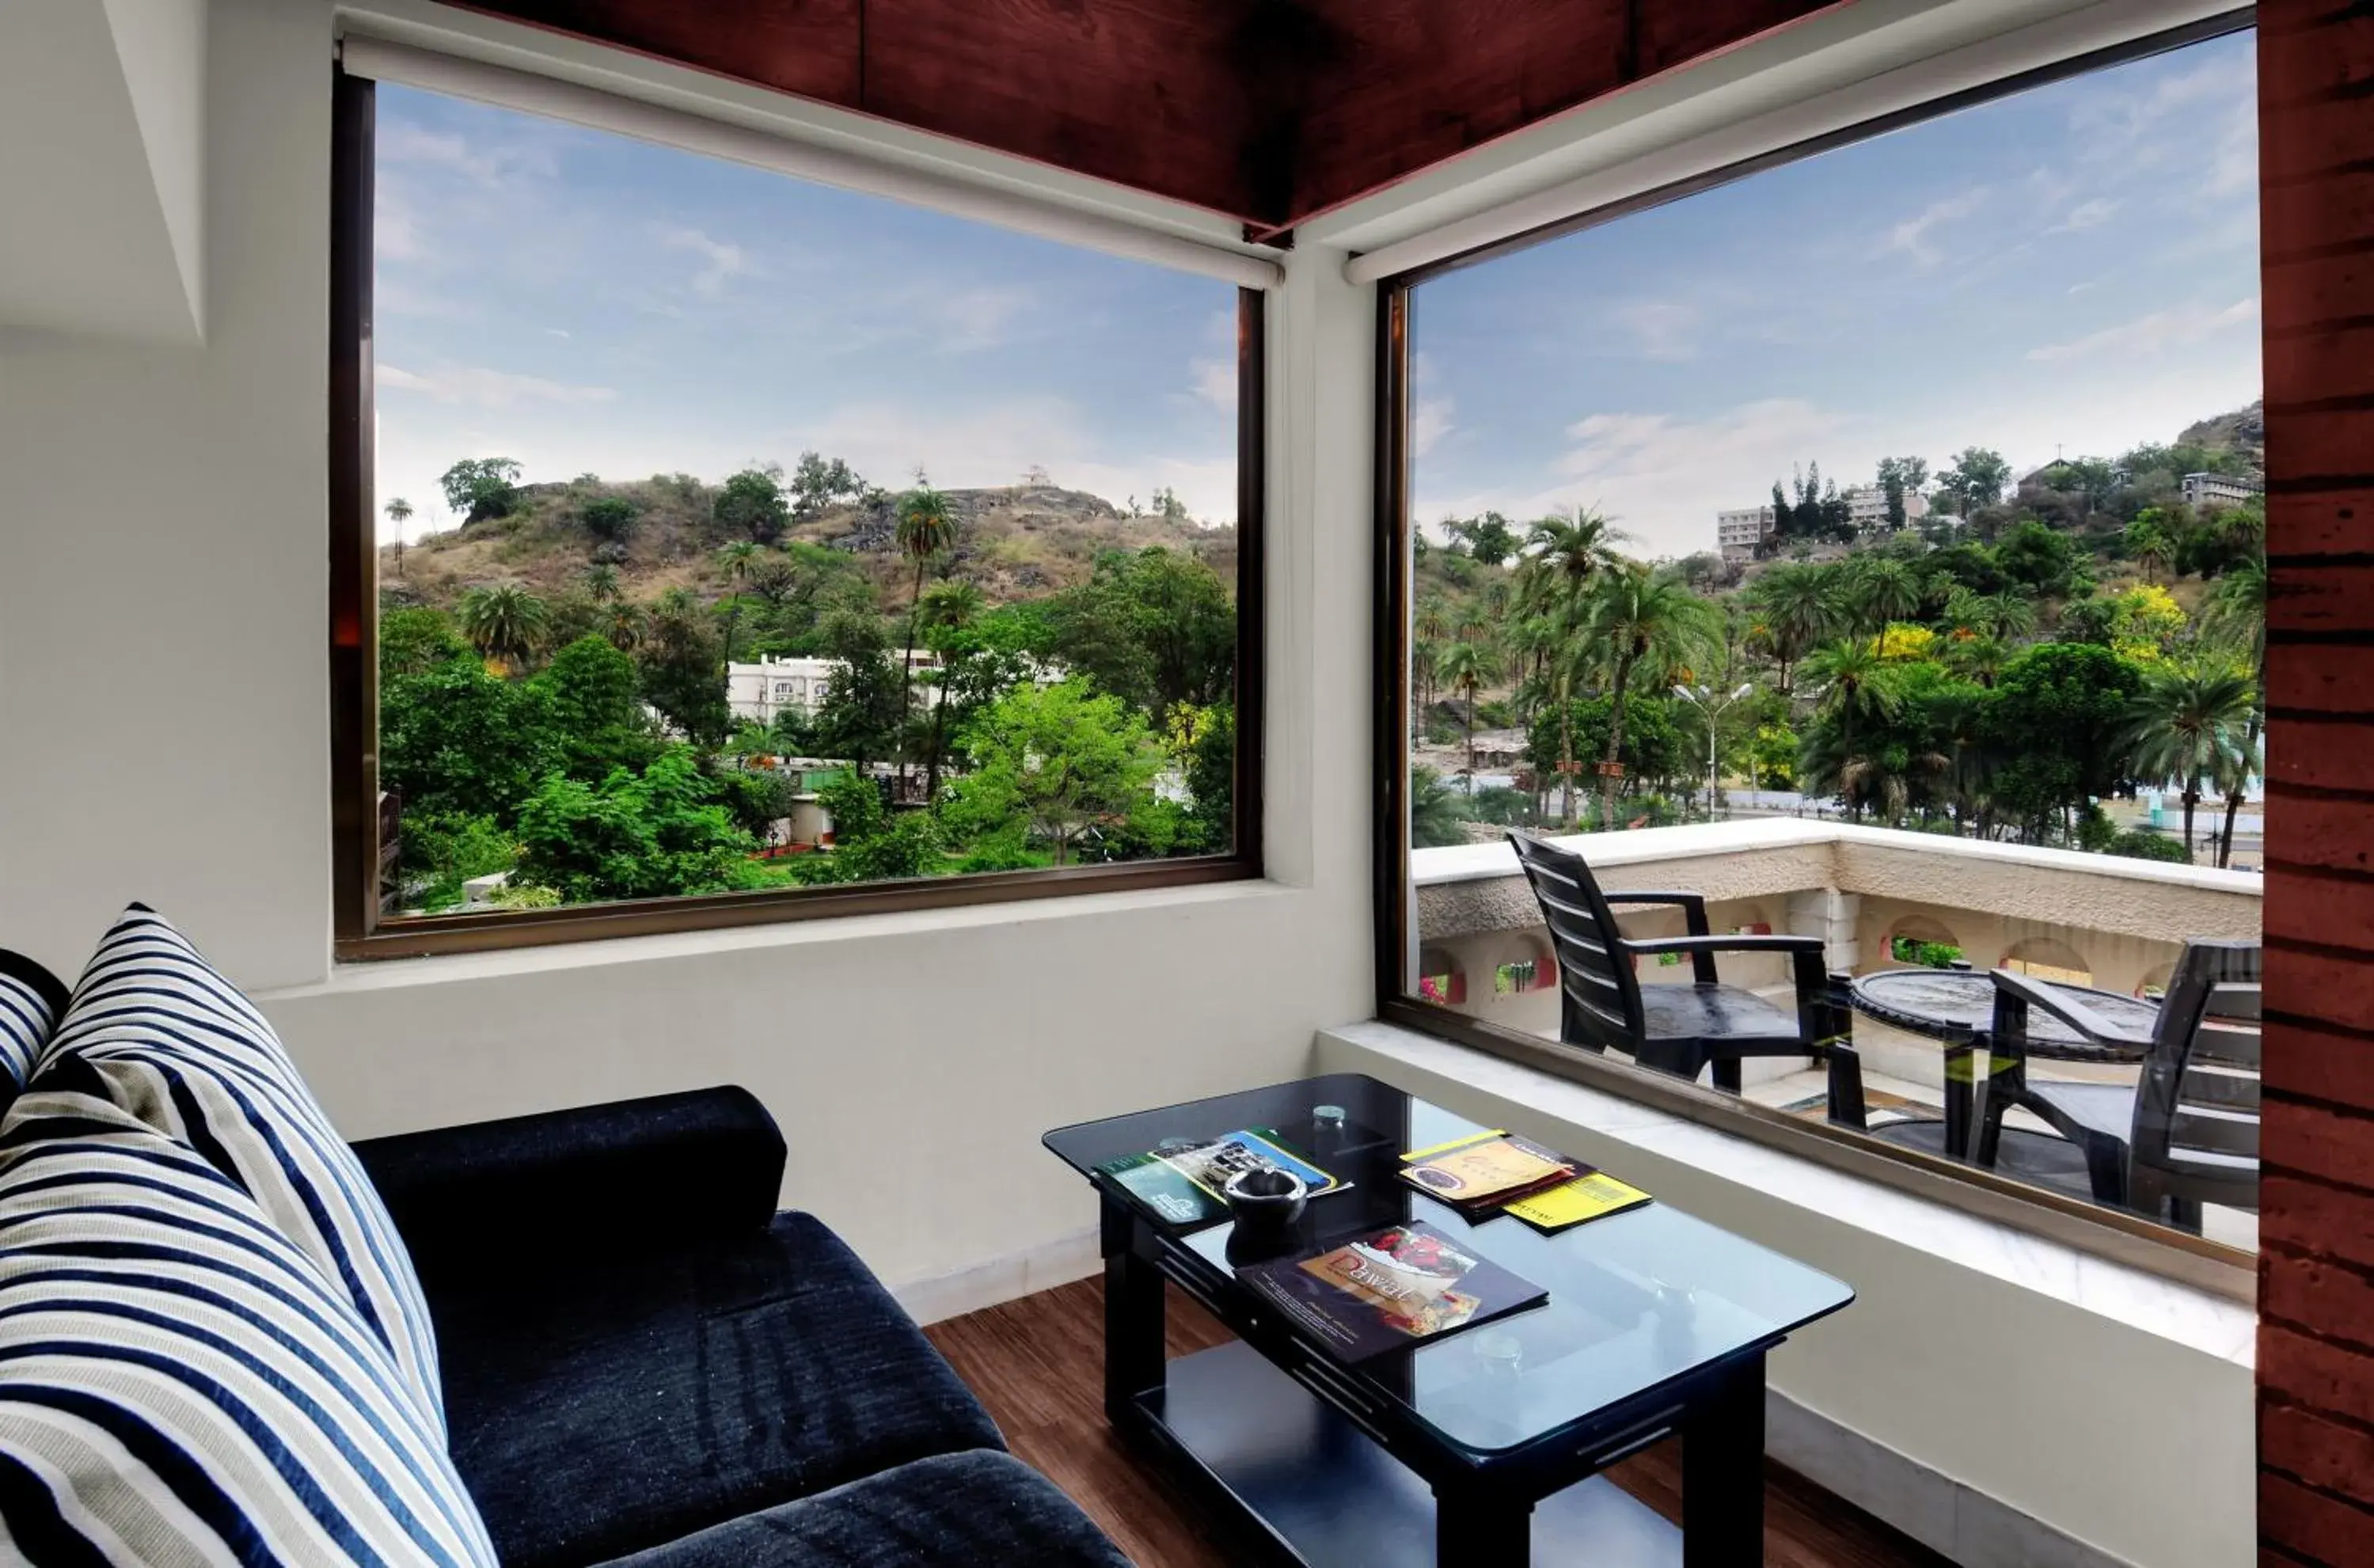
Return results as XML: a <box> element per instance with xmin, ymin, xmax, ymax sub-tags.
<box><xmin>1101</xmin><ymin>1195</ymin><xmax>1166</xmax><ymax>1426</ymax></box>
<box><xmin>1434</xmin><ymin>1482</ymin><xmax>1531</xmax><ymax>1566</ymax></box>
<box><xmin>1942</xmin><ymin>1038</ymin><xmax>1977</xmax><ymax>1159</ymax></box>
<box><xmin>1683</xmin><ymin>1355</ymin><xmax>1765</xmax><ymax>1568</ymax></box>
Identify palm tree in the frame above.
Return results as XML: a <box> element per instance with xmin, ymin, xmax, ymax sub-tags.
<box><xmin>1434</xmin><ymin>641</ymin><xmax>1491</xmax><ymax>792</ymax></box>
<box><xmin>1745</xmin><ymin>564</ymin><xmax>1838</xmax><ymax>693</ymax></box>
<box><xmin>1579</xmin><ymin>564</ymin><xmax>1715</xmax><ymax>830</ymax></box>
<box><xmin>1849</xmin><ymin>556</ymin><xmax>1920</xmax><ymax>635</ymax></box>
<box><xmin>2201</xmin><ymin>558</ymin><xmax>2266</xmax><ymax>868</ymax></box>
<box><xmin>716</xmin><ymin>540</ymin><xmax>761</xmax><ymax>664</ymax></box>
<box><xmin>915</xmin><ymin>578</ymin><xmax>986</xmax><ymax>801</ymax></box>
<box><xmin>582</xmin><ymin>562</ymin><xmax>623</xmax><ymax>603</ymax></box>
<box><xmin>1939</xmin><ymin>632</ymin><xmax>2007</xmax><ymax>689</ymax></box>
<box><xmin>1800</xmin><ymin>636</ymin><xmax>1902</xmax><ymax>819</ymax></box>
<box><xmin>1409</xmin><ymin>765</ymin><xmax>1468</xmax><ymax>849</ymax></box>
<box><xmin>457</xmin><ymin>583</ymin><xmax>549</xmax><ymax>674</ymax></box>
<box><xmin>2114</xmin><ymin>662</ymin><xmax>2254</xmax><ymax>860</ymax></box>
<box><xmin>384</xmin><ymin>497</ymin><xmax>413</xmax><ymax>580</ymax></box>
<box><xmin>1514</xmin><ymin>508</ymin><xmax>1624</xmax><ymax>621</ymax></box>
<box><xmin>603</xmin><ymin>598</ymin><xmax>645</xmax><ymax>653</ymax></box>
<box><xmin>894</xmin><ymin>486</ymin><xmax>960</xmax><ymax>777</ymax></box>
<box><xmin>1413</xmin><ymin>598</ymin><xmax>1449</xmax><ymax>717</ymax></box>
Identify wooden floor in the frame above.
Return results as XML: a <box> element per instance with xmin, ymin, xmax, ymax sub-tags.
<box><xmin>925</xmin><ymin>1277</ymin><xmax>1954</xmax><ymax>1568</ymax></box>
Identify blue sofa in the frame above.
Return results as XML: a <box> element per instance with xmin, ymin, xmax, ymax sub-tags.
<box><xmin>0</xmin><ymin>909</ymin><xmax>1130</xmax><ymax>1568</ymax></box>
<box><xmin>353</xmin><ymin>1088</ymin><xmax>1130</xmax><ymax>1568</ymax></box>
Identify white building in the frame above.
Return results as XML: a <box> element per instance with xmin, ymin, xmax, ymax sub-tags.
<box><xmin>728</xmin><ymin>655</ymin><xmax>837</xmax><ymax>724</ymax></box>
<box><xmin>1716</xmin><ymin>503</ymin><xmax>1776</xmax><ymax>562</ymax></box>
<box><xmin>2182</xmin><ymin>471</ymin><xmax>2263</xmax><ymax>510</ymax></box>
<box><xmin>1844</xmin><ymin>484</ymin><xmax>1929</xmax><ymax>532</ymax></box>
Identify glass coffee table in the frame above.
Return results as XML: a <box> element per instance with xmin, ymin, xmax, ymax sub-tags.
<box><xmin>1044</xmin><ymin>1073</ymin><xmax>1854</xmax><ymax>1567</ymax></box>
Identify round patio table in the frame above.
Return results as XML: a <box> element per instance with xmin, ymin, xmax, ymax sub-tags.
<box><xmin>1845</xmin><ymin>968</ymin><xmax>2162</xmax><ymax>1177</ymax></box>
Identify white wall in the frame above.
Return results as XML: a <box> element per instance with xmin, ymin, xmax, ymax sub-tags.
<box><xmin>0</xmin><ymin>0</ymin><xmax>1377</xmax><ymax>1294</ymax></box>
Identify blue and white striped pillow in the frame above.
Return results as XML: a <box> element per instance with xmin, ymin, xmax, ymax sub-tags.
<box><xmin>0</xmin><ymin>1087</ymin><xmax>496</xmax><ymax>1566</ymax></box>
<box><xmin>0</xmin><ymin>953</ymin><xmax>68</xmax><ymax>1102</ymax></box>
<box><xmin>39</xmin><ymin>909</ymin><xmax>444</xmax><ymax>1431</ymax></box>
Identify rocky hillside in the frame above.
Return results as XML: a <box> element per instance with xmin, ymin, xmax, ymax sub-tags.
<box><xmin>2177</xmin><ymin>400</ymin><xmax>2266</xmax><ymax>467</ymax></box>
<box><xmin>382</xmin><ymin>476</ymin><xmax>1237</xmax><ymax>613</ymax></box>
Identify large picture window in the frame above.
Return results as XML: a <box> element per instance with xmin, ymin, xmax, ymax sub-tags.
<box><xmin>1380</xmin><ymin>19</ymin><xmax>2263</xmax><ymax>1262</ymax></box>
<box><xmin>332</xmin><ymin>71</ymin><xmax>1262</xmax><ymax>955</ymax></box>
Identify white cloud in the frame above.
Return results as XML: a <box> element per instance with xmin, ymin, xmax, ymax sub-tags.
<box><xmin>378</xmin><ymin>363</ymin><xmax>618</xmax><ymax>408</ymax></box>
<box><xmin>1615</xmin><ymin>299</ymin><xmax>1699</xmax><ymax>361</ymax></box>
<box><xmin>660</xmin><ymin>226</ymin><xmax>750</xmax><ymax>296</ymax></box>
<box><xmin>2052</xmin><ymin>197</ymin><xmax>2121</xmax><ymax>233</ymax></box>
<box><xmin>1189</xmin><ymin>358</ymin><xmax>1236</xmax><ymax>412</ymax></box>
<box><xmin>1886</xmin><ymin>188</ymin><xmax>1988</xmax><ymax>266</ymax></box>
<box><xmin>1412</xmin><ymin>398</ymin><xmax>1454</xmax><ymax>458</ymax></box>
<box><xmin>379</xmin><ymin>120</ymin><xmax>556</xmax><ymax>186</ymax></box>
<box><xmin>938</xmin><ymin>287</ymin><xmax>1031</xmax><ymax>349</ymax></box>
<box><xmin>2026</xmin><ymin>295</ymin><xmax>2259</xmax><ymax>363</ymax></box>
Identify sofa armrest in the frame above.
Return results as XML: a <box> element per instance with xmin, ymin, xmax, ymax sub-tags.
<box><xmin>352</xmin><ymin>1086</ymin><xmax>785</xmax><ymax>1270</ymax></box>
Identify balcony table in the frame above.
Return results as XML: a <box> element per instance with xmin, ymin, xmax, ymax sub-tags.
<box><xmin>1847</xmin><ymin>967</ymin><xmax>2161</xmax><ymax>1165</ymax></box>
<box><xmin>1045</xmin><ymin>1073</ymin><xmax>1854</xmax><ymax>1567</ymax></box>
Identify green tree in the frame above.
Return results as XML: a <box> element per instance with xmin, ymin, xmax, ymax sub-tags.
<box><xmin>1579</xmin><ymin>565</ymin><xmax>1714</xmax><ymax>830</ymax></box>
<box><xmin>1939</xmin><ymin>446</ymin><xmax>2011</xmax><ymax>518</ymax></box>
<box><xmin>380</xmin><ymin>606</ymin><xmax>473</xmax><ymax>677</ymax></box>
<box><xmin>811</xmin><ymin>610</ymin><xmax>906</xmax><ymax>773</ymax></box>
<box><xmin>1994</xmin><ymin>520</ymin><xmax>2081</xmax><ymax>598</ymax></box>
<box><xmin>1183</xmin><ymin>701</ymin><xmax>1236</xmax><ymax>853</ymax></box>
<box><xmin>1460</xmin><ymin>512</ymin><xmax>1521</xmax><ymax>567</ymax></box>
<box><xmin>514</xmin><ymin>748</ymin><xmax>762</xmax><ymax>902</ymax></box>
<box><xmin>1744</xmin><ymin>564</ymin><xmax>1839</xmax><ymax>693</ymax></box>
<box><xmin>2124</xmin><ymin>515</ymin><xmax>2174</xmax><ymax>583</ymax></box>
<box><xmin>384</xmin><ymin>497</ymin><xmax>414</xmax><ymax>580</ymax></box>
<box><xmin>944</xmin><ymin>679</ymin><xmax>1167</xmax><ymax>866</ymax></box>
<box><xmin>716</xmin><ymin>540</ymin><xmax>762</xmax><ymax>664</ymax></box>
<box><xmin>1985</xmin><ymin>642</ymin><xmax>2148</xmax><ymax>842</ymax></box>
<box><xmin>636</xmin><ymin>589</ymin><xmax>731</xmax><ymax>746</ymax></box>
<box><xmin>2202</xmin><ymin>558</ymin><xmax>2266</xmax><ymax>868</ymax></box>
<box><xmin>439</xmin><ymin>458</ymin><xmax>524</xmax><ymax>525</ymax></box>
<box><xmin>1848</xmin><ymin>556</ymin><xmax>1920</xmax><ymax>635</ymax></box>
<box><xmin>893</xmin><ymin>485</ymin><xmax>961</xmax><ymax>757</ymax></box>
<box><xmin>1875</xmin><ymin>457</ymin><xmax>1928</xmax><ymax>530</ymax></box>
<box><xmin>1514</xmin><ymin>509</ymin><xmax>1623</xmax><ymax>617</ymax></box>
<box><xmin>1409</xmin><ymin>765</ymin><xmax>1468</xmax><ymax>849</ymax></box>
<box><xmin>1799</xmin><ymin>637</ymin><xmax>1902</xmax><ymax>818</ymax></box>
<box><xmin>1044</xmin><ymin>548</ymin><xmax>1236</xmax><ymax>716</ymax></box>
<box><xmin>582</xmin><ymin>495</ymin><xmax>640</xmax><ymax>545</ymax></box>
<box><xmin>789</xmin><ymin>450</ymin><xmax>863</xmax><ymax>516</ymax></box>
<box><xmin>715</xmin><ymin>467</ymin><xmax>790</xmax><ymax>544</ymax></box>
<box><xmin>533</xmin><ymin>634</ymin><xmax>658</xmax><ymax>782</ymax></box>
<box><xmin>457</xmin><ymin>583</ymin><xmax>551</xmax><ymax>673</ymax></box>
<box><xmin>1434</xmin><ymin>640</ymin><xmax>1491</xmax><ymax>790</ymax></box>
<box><xmin>1526</xmin><ymin>694</ymin><xmax>1685</xmax><ymax>800</ymax></box>
<box><xmin>2114</xmin><ymin>661</ymin><xmax>2254</xmax><ymax>860</ymax></box>
<box><xmin>791</xmin><ymin>773</ymin><xmax>943</xmax><ymax>883</ymax></box>
<box><xmin>915</xmin><ymin>578</ymin><xmax>987</xmax><ymax>801</ymax></box>
<box><xmin>379</xmin><ymin>659</ymin><xmax>559</xmax><ymax>823</ymax></box>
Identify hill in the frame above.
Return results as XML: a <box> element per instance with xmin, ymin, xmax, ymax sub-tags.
<box><xmin>382</xmin><ymin>473</ymin><xmax>1237</xmax><ymax>617</ymax></box>
<box><xmin>2177</xmin><ymin>399</ymin><xmax>2265</xmax><ymax>465</ymax></box>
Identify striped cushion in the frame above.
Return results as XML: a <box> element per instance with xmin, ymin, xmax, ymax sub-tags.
<box><xmin>0</xmin><ymin>958</ymin><xmax>64</xmax><ymax>1103</ymax></box>
<box><xmin>40</xmin><ymin>909</ymin><xmax>443</xmax><ymax>1431</ymax></box>
<box><xmin>0</xmin><ymin>1087</ymin><xmax>496</xmax><ymax>1566</ymax></box>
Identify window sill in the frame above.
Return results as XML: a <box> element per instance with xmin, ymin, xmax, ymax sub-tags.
<box><xmin>266</xmin><ymin>875</ymin><xmax>1299</xmax><ymax>999</ymax></box>
<box><xmin>1316</xmin><ymin>1018</ymin><xmax>2255</xmax><ymax>1364</ymax></box>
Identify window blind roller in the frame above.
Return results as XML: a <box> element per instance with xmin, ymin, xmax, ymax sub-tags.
<box><xmin>339</xmin><ymin>36</ymin><xmax>1285</xmax><ymax>291</ymax></box>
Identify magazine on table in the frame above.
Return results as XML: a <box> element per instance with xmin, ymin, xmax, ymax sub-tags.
<box><xmin>1234</xmin><ymin>1221</ymin><xmax>1548</xmax><ymax>1361</ymax></box>
<box><xmin>1397</xmin><ymin>1129</ymin><xmax>1577</xmax><ymax>1213</ymax></box>
<box><xmin>1094</xmin><ymin>1128</ymin><xmax>1345</xmax><ymax>1228</ymax></box>
<box><xmin>1502</xmin><ymin>1170</ymin><xmax>1654</xmax><ymax>1232</ymax></box>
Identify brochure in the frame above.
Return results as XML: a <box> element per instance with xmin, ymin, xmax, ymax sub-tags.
<box><xmin>1235</xmin><ymin>1221</ymin><xmax>1548</xmax><ymax>1361</ymax></box>
<box><xmin>1397</xmin><ymin>1129</ymin><xmax>1575</xmax><ymax>1208</ymax></box>
<box><xmin>1095</xmin><ymin>1128</ymin><xmax>1344</xmax><ymax>1228</ymax></box>
<box><xmin>1502</xmin><ymin>1171</ymin><xmax>1654</xmax><ymax>1233</ymax></box>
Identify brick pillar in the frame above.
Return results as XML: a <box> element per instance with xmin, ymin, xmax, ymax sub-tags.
<box><xmin>2256</xmin><ymin>6</ymin><xmax>2374</xmax><ymax>1560</ymax></box>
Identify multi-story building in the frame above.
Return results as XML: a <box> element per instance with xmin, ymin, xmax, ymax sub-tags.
<box><xmin>1844</xmin><ymin>484</ymin><xmax>1929</xmax><ymax>533</ymax></box>
<box><xmin>2181</xmin><ymin>470</ymin><xmax>2264</xmax><ymax>510</ymax></box>
<box><xmin>1716</xmin><ymin>503</ymin><xmax>1776</xmax><ymax>563</ymax></box>
<box><xmin>727</xmin><ymin>652</ymin><xmax>948</xmax><ymax>725</ymax></box>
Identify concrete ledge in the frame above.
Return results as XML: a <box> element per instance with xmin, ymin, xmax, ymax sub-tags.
<box><xmin>1316</xmin><ymin>1020</ymin><xmax>2253</xmax><ymax>1568</ymax></box>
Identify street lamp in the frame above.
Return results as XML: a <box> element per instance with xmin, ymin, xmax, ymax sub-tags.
<box><xmin>1673</xmin><ymin>681</ymin><xmax>1755</xmax><ymax>819</ymax></box>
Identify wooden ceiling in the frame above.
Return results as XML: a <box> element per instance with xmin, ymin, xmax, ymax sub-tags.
<box><xmin>451</xmin><ymin>0</ymin><xmax>1837</xmax><ymax>234</ymax></box>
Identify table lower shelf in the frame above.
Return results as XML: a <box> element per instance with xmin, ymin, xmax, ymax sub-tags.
<box><xmin>1131</xmin><ymin>1339</ymin><xmax>1681</xmax><ymax>1568</ymax></box>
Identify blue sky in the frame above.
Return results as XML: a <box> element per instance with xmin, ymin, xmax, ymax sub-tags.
<box><xmin>372</xmin><ymin>85</ymin><xmax>1240</xmax><ymax>541</ymax></box>
<box><xmin>1411</xmin><ymin>27</ymin><xmax>2262</xmax><ymax>560</ymax></box>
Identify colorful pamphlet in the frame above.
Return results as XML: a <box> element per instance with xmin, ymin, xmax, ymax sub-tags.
<box><xmin>1502</xmin><ymin>1171</ymin><xmax>1654</xmax><ymax>1233</ymax></box>
<box><xmin>1398</xmin><ymin>1129</ymin><xmax>1575</xmax><ymax>1208</ymax></box>
<box><xmin>1095</xmin><ymin>1128</ymin><xmax>1344</xmax><ymax>1228</ymax></box>
<box><xmin>1235</xmin><ymin>1221</ymin><xmax>1548</xmax><ymax>1361</ymax></box>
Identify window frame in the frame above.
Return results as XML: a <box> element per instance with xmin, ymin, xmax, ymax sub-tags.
<box><xmin>1369</xmin><ymin>10</ymin><xmax>2259</xmax><ymax>1291</ymax></box>
<box><xmin>329</xmin><ymin>69</ymin><xmax>1267</xmax><ymax>960</ymax></box>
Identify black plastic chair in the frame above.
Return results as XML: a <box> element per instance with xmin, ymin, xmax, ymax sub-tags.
<box><xmin>1505</xmin><ymin>829</ymin><xmax>1842</xmax><ymax>1094</ymax></box>
<box><xmin>1977</xmin><ymin>941</ymin><xmax>2261</xmax><ymax>1230</ymax></box>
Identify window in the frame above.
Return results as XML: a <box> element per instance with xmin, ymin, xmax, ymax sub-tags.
<box><xmin>1380</xmin><ymin>20</ymin><xmax>2262</xmax><ymax>1262</ymax></box>
<box><xmin>332</xmin><ymin>70</ymin><xmax>1262</xmax><ymax>955</ymax></box>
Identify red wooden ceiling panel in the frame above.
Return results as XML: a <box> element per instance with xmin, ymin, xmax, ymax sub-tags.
<box><xmin>859</xmin><ymin>0</ymin><xmax>1263</xmax><ymax>219</ymax></box>
<box><xmin>456</xmin><ymin>0</ymin><xmax>864</xmax><ymax>106</ymax></box>
<box><xmin>1288</xmin><ymin>0</ymin><xmax>1628</xmax><ymax>221</ymax></box>
<box><xmin>439</xmin><ymin>1</ymin><xmax>1849</xmax><ymax>229</ymax></box>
